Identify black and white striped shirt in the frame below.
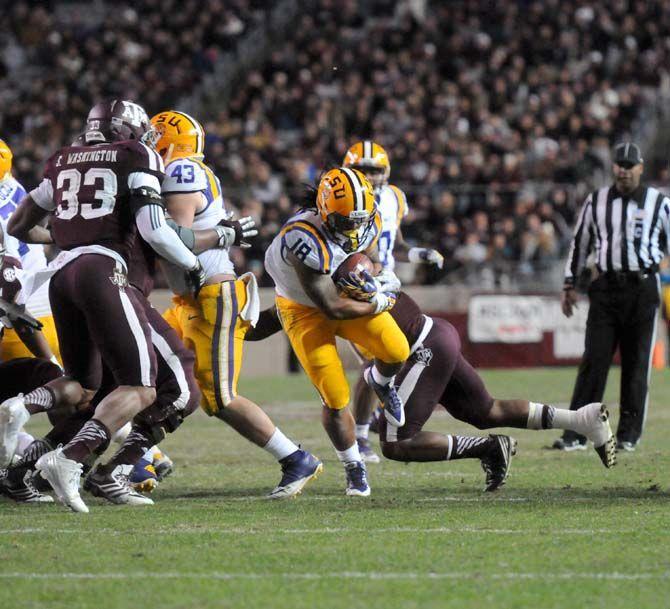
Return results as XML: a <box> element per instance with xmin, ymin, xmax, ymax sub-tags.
<box><xmin>564</xmin><ymin>185</ymin><xmax>670</xmax><ymax>286</ymax></box>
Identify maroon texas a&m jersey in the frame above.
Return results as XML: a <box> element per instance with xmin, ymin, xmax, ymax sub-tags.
<box><xmin>127</xmin><ymin>236</ymin><xmax>157</xmax><ymax>297</ymax></box>
<box><xmin>35</xmin><ymin>140</ymin><xmax>164</xmax><ymax>263</ymax></box>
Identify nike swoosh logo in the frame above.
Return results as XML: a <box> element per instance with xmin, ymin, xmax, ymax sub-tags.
<box><xmin>188</xmin><ymin>315</ymin><xmax>199</xmax><ymax>320</ymax></box>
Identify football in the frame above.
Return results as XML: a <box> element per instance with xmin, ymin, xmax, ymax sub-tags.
<box><xmin>332</xmin><ymin>252</ymin><xmax>374</xmax><ymax>285</ymax></box>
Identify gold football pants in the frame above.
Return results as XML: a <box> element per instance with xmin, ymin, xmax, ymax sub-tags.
<box><xmin>276</xmin><ymin>296</ymin><xmax>409</xmax><ymax>410</ymax></box>
<box><xmin>163</xmin><ymin>280</ymin><xmax>251</xmax><ymax>415</ymax></box>
<box><xmin>0</xmin><ymin>315</ymin><xmax>61</xmax><ymax>364</ymax></box>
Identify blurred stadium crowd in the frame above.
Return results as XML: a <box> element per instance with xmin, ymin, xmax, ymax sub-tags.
<box><xmin>2</xmin><ymin>0</ymin><xmax>670</xmax><ymax>288</ymax></box>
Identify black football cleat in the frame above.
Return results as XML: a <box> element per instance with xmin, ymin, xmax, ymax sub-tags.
<box><xmin>0</xmin><ymin>468</ymin><xmax>53</xmax><ymax>503</ymax></box>
<box><xmin>481</xmin><ymin>435</ymin><xmax>517</xmax><ymax>492</ymax></box>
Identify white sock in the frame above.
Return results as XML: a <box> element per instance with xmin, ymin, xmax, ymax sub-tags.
<box><xmin>527</xmin><ymin>402</ymin><xmax>546</xmax><ymax>429</ymax></box>
<box><xmin>263</xmin><ymin>428</ymin><xmax>299</xmax><ymax>461</ymax></box>
<box><xmin>150</xmin><ymin>445</ymin><xmax>161</xmax><ymax>459</ymax></box>
<box><xmin>527</xmin><ymin>402</ymin><xmax>581</xmax><ymax>431</ymax></box>
<box><xmin>552</xmin><ymin>408</ymin><xmax>580</xmax><ymax>432</ymax></box>
<box><xmin>141</xmin><ymin>447</ymin><xmax>154</xmax><ymax>462</ymax></box>
<box><xmin>335</xmin><ymin>442</ymin><xmax>362</xmax><ymax>464</ymax></box>
<box><xmin>371</xmin><ymin>366</ymin><xmax>393</xmax><ymax>387</ymax></box>
<box><xmin>356</xmin><ymin>424</ymin><xmax>369</xmax><ymax>440</ymax></box>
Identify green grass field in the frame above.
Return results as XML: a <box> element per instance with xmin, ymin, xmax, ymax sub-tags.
<box><xmin>2</xmin><ymin>367</ymin><xmax>669</xmax><ymax>609</ymax></box>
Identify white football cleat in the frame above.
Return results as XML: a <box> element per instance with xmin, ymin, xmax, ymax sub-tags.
<box><xmin>0</xmin><ymin>395</ymin><xmax>30</xmax><ymax>467</ymax></box>
<box><xmin>36</xmin><ymin>448</ymin><xmax>89</xmax><ymax>513</ymax></box>
<box><xmin>577</xmin><ymin>402</ymin><xmax>616</xmax><ymax>468</ymax></box>
<box><xmin>84</xmin><ymin>464</ymin><xmax>154</xmax><ymax>506</ymax></box>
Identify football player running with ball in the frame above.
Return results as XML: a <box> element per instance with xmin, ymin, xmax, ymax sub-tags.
<box><xmin>342</xmin><ymin>141</ymin><xmax>443</xmax><ymax>463</ymax></box>
<box><xmin>264</xmin><ymin>168</ymin><xmax>410</xmax><ymax>497</ymax></box>
<box><xmin>151</xmin><ymin>110</ymin><xmax>321</xmax><ymax>499</ymax></box>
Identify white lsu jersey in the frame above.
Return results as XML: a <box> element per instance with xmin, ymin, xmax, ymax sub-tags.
<box><xmin>265</xmin><ymin>209</ymin><xmax>382</xmax><ymax>307</ymax></box>
<box><xmin>162</xmin><ymin>156</ymin><xmax>234</xmax><ymax>281</ymax></box>
<box><xmin>0</xmin><ymin>175</ymin><xmax>51</xmax><ymax>320</ymax></box>
<box><xmin>376</xmin><ymin>184</ymin><xmax>408</xmax><ymax>271</ymax></box>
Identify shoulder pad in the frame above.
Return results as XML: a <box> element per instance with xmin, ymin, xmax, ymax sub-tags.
<box><xmin>281</xmin><ymin>222</ymin><xmax>333</xmax><ymax>273</ymax></box>
<box><xmin>123</xmin><ymin>141</ymin><xmax>165</xmax><ymax>178</ymax></box>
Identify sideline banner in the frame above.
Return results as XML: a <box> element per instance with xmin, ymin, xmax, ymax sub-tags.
<box><xmin>552</xmin><ymin>300</ymin><xmax>588</xmax><ymax>358</ymax></box>
<box><xmin>468</xmin><ymin>295</ymin><xmax>544</xmax><ymax>343</ymax></box>
<box><xmin>468</xmin><ymin>294</ymin><xmax>588</xmax><ymax>358</ymax></box>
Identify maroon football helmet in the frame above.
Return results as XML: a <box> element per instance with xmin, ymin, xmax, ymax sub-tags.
<box><xmin>82</xmin><ymin>99</ymin><xmax>153</xmax><ymax>144</ymax></box>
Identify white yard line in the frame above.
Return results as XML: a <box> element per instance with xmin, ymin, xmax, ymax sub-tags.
<box><xmin>0</xmin><ymin>571</ymin><xmax>667</xmax><ymax>581</ymax></box>
<box><xmin>0</xmin><ymin>526</ymin><xmax>642</xmax><ymax>535</ymax></box>
<box><xmin>416</xmin><ymin>496</ymin><xmax>665</xmax><ymax>502</ymax></box>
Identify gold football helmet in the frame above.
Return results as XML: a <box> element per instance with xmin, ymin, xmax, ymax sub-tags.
<box><xmin>0</xmin><ymin>139</ymin><xmax>12</xmax><ymax>180</ymax></box>
<box><xmin>342</xmin><ymin>140</ymin><xmax>390</xmax><ymax>190</ymax></box>
<box><xmin>317</xmin><ymin>167</ymin><xmax>377</xmax><ymax>252</ymax></box>
<box><xmin>150</xmin><ymin>110</ymin><xmax>205</xmax><ymax>162</ymax></box>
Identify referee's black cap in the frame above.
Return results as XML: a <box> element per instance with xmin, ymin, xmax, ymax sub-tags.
<box><xmin>613</xmin><ymin>142</ymin><xmax>643</xmax><ymax>167</ymax></box>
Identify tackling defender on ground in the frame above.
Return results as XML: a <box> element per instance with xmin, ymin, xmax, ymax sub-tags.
<box><xmin>342</xmin><ymin>141</ymin><xmax>443</xmax><ymax>463</ymax></box>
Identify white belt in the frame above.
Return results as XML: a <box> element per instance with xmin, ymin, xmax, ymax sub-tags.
<box><xmin>16</xmin><ymin>245</ymin><xmax>125</xmax><ymax>302</ymax></box>
<box><xmin>409</xmin><ymin>314</ymin><xmax>433</xmax><ymax>354</ymax></box>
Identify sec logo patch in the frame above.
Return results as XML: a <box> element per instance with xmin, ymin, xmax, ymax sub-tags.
<box><xmin>2</xmin><ymin>267</ymin><xmax>16</xmax><ymax>282</ymax></box>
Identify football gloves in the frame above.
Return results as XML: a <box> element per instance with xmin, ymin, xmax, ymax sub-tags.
<box><xmin>371</xmin><ymin>291</ymin><xmax>397</xmax><ymax>314</ymax></box>
<box><xmin>336</xmin><ymin>269</ymin><xmax>378</xmax><ymax>302</ymax></box>
<box><xmin>408</xmin><ymin>247</ymin><xmax>444</xmax><ymax>269</ymax></box>
<box><xmin>216</xmin><ymin>216</ymin><xmax>258</xmax><ymax>249</ymax></box>
<box><xmin>0</xmin><ymin>297</ymin><xmax>43</xmax><ymax>332</ymax></box>
<box><xmin>375</xmin><ymin>269</ymin><xmax>402</xmax><ymax>293</ymax></box>
<box><xmin>188</xmin><ymin>260</ymin><xmax>207</xmax><ymax>297</ymax></box>
<box><xmin>336</xmin><ymin>269</ymin><xmax>397</xmax><ymax>314</ymax></box>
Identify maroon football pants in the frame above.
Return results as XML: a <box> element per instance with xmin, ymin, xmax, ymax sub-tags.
<box><xmin>380</xmin><ymin>317</ymin><xmax>494</xmax><ymax>442</ymax></box>
<box><xmin>49</xmin><ymin>254</ymin><xmax>156</xmax><ymax>389</ymax></box>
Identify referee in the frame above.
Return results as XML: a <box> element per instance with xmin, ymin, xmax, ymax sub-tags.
<box><xmin>555</xmin><ymin>142</ymin><xmax>669</xmax><ymax>452</ymax></box>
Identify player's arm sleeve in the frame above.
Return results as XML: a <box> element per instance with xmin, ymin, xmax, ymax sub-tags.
<box><xmin>281</xmin><ymin>226</ymin><xmax>331</xmax><ymax>273</ymax></box>
<box><xmin>165</xmin><ymin>219</ymin><xmax>196</xmax><ymax>250</ymax></box>
<box><xmin>129</xmin><ymin>172</ymin><xmax>199</xmax><ymax>271</ymax></box>
<box><xmin>563</xmin><ymin>193</ymin><xmax>594</xmax><ymax>287</ymax></box>
<box><xmin>135</xmin><ymin>204</ymin><xmax>199</xmax><ymax>271</ymax></box>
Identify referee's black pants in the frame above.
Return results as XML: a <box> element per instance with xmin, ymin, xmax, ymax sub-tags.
<box><xmin>563</xmin><ymin>272</ymin><xmax>660</xmax><ymax>445</ymax></box>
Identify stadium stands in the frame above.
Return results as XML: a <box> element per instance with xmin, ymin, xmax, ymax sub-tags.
<box><xmin>2</xmin><ymin>0</ymin><xmax>670</xmax><ymax>288</ymax></box>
